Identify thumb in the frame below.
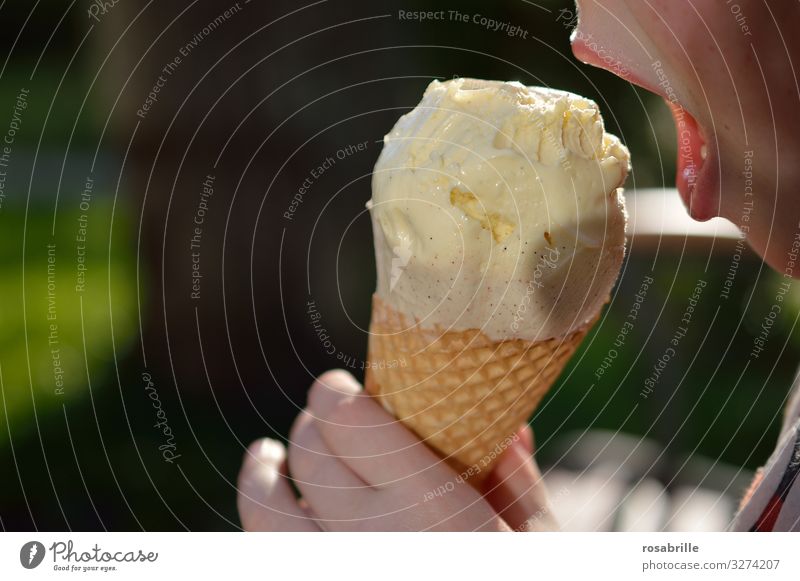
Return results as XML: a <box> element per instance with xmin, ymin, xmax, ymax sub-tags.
<box><xmin>481</xmin><ymin>428</ymin><xmax>557</xmax><ymax>531</ymax></box>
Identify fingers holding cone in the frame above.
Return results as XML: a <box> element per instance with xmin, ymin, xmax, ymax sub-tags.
<box><xmin>481</xmin><ymin>425</ymin><xmax>558</xmax><ymax>532</ymax></box>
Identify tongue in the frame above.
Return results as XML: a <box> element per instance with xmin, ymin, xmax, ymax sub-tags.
<box><xmin>668</xmin><ymin>101</ymin><xmax>706</xmax><ymax>213</ymax></box>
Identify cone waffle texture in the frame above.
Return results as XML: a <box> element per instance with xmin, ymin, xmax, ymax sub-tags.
<box><xmin>365</xmin><ymin>294</ymin><xmax>594</xmax><ymax>482</ymax></box>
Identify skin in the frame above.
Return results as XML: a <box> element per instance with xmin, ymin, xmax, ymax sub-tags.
<box><xmin>237</xmin><ymin>370</ymin><xmax>555</xmax><ymax>531</ymax></box>
<box><xmin>239</xmin><ymin>1</ymin><xmax>800</xmax><ymax>530</ymax></box>
<box><xmin>573</xmin><ymin>0</ymin><xmax>800</xmax><ymax>273</ymax></box>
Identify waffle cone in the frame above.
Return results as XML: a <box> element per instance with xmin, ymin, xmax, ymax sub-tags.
<box><xmin>365</xmin><ymin>294</ymin><xmax>595</xmax><ymax>484</ymax></box>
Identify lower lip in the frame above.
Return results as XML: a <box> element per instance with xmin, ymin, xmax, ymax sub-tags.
<box><xmin>668</xmin><ymin>102</ymin><xmax>717</xmax><ymax>221</ymax></box>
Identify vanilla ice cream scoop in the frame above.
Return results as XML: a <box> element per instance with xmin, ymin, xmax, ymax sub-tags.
<box><xmin>368</xmin><ymin>78</ymin><xmax>629</xmax><ymax>341</ymax></box>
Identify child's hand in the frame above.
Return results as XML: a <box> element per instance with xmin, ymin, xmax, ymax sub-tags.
<box><xmin>237</xmin><ymin>370</ymin><xmax>556</xmax><ymax>531</ymax></box>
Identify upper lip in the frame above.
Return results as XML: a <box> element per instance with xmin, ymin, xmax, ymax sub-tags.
<box><xmin>571</xmin><ymin>34</ymin><xmax>719</xmax><ymax>221</ymax></box>
<box><xmin>571</xmin><ymin>31</ymin><xmax>660</xmax><ymax>95</ymax></box>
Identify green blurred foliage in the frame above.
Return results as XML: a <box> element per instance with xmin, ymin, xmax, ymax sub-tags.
<box><xmin>0</xmin><ymin>62</ymin><xmax>102</xmax><ymax>148</ymax></box>
<box><xmin>0</xmin><ymin>198</ymin><xmax>137</xmax><ymax>442</ymax></box>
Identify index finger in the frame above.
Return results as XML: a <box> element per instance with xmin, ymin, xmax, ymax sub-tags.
<box><xmin>307</xmin><ymin>370</ymin><xmax>453</xmax><ymax>488</ymax></box>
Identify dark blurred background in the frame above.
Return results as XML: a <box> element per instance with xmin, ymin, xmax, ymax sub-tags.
<box><xmin>0</xmin><ymin>0</ymin><xmax>795</xmax><ymax>530</ymax></box>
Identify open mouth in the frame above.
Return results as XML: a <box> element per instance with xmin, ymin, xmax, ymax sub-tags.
<box><xmin>667</xmin><ymin>102</ymin><xmax>717</xmax><ymax>221</ymax></box>
<box><xmin>571</xmin><ymin>33</ymin><xmax>719</xmax><ymax>221</ymax></box>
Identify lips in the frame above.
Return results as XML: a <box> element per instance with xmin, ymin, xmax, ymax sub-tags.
<box><xmin>572</xmin><ymin>33</ymin><xmax>719</xmax><ymax>220</ymax></box>
<box><xmin>669</xmin><ymin>103</ymin><xmax>705</xmax><ymax>217</ymax></box>
<box><xmin>667</xmin><ymin>101</ymin><xmax>718</xmax><ymax>221</ymax></box>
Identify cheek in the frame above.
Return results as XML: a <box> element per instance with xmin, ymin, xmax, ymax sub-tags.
<box><xmin>575</xmin><ymin>0</ymin><xmax>745</xmax><ymax>117</ymax></box>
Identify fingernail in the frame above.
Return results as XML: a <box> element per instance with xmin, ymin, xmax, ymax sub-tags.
<box><xmin>307</xmin><ymin>369</ymin><xmax>361</xmax><ymax>419</ymax></box>
<box><xmin>317</xmin><ymin>369</ymin><xmax>361</xmax><ymax>394</ymax></box>
<box><xmin>247</xmin><ymin>438</ymin><xmax>285</xmax><ymax>465</ymax></box>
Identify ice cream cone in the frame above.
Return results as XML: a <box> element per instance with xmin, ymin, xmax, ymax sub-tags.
<box><xmin>364</xmin><ymin>78</ymin><xmax>628</xmax><ymax>487</ymax></box>
<box><xmin>365</xmin><ymin>294</ymin><xmax>597</xmax><ymax>484</ymax></box>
